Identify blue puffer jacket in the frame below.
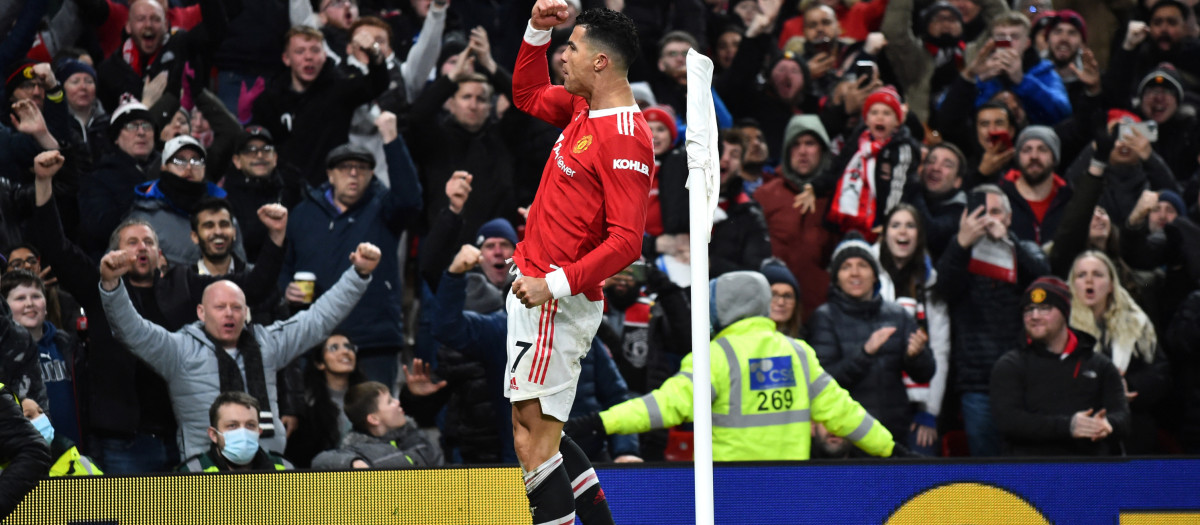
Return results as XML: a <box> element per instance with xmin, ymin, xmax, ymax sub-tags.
<box><xmin>431</xmin><ymin>272</ymin><xmax>639</xmax><ymax>462</ymax></box>
<box><xmin>974</xmin><ymin>55</ymin><xmax>1071</xmax><ymax>126</ymax></box>
<box><xmin>281</xmin><ymin>138</ymin><xmax>422</xmax><ymax>350</ymax></box>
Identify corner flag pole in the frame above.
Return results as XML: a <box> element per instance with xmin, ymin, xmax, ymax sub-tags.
<box><xmin>684</xmin><ymin>49</ymin><xmax>718</xmax><ymax>525</ymax></box>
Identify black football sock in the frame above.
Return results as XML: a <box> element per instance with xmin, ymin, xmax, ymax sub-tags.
<box><xmin>524</xmin><ymin>452</ymin><xmax>575</xmax><ymax>525</ymax></box>
<box><xmin>560</xmin><ymin>433</ymin><xmax>615</xmax><ymax>525</ymax></box>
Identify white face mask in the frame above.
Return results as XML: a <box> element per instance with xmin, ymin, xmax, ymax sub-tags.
<box><xmin>220</xmin><ymin>427</ymin><xmax>259</xmax><ymax>465</ymax></box>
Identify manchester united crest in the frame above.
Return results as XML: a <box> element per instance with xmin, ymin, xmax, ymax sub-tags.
<box><xmin>573</xmin><ymin>135</ymin><xmax>593</xmax><ymax>154</ymax></box>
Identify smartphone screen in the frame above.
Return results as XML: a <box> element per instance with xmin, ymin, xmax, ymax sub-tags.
<box><xmin>993</xmin><ymin>38</ymin><xmax>1012</xmax><ymax>48</ymax></box>
<box><xmin>967</xmin><ymin>191</ymin><xmax>988</xmax><ymax>213</ymax></box>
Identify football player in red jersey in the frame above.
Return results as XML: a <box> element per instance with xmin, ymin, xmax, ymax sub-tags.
<box><xmin>506</xmin><ymin>1</ymin><xmax>653</xmax><ymax>523</ymax></box>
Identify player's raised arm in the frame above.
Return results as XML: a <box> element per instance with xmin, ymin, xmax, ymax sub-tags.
<box><xmin>513</xmin><ymin>0</ymin><xmax>578</xmax><ymax>128</ymax></box>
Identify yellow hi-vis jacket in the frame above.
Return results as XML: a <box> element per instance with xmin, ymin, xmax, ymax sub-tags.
<box><xmin>600</xmin><ymin>317</ymin><xmax>894</xmax><ymax>460</ymax></box>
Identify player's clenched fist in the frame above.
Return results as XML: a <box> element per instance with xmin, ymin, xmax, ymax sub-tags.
<box><xmin>531</xmin><ymin>0</ymin><xmax>570</xmax><ymax>31</ymax></box>
<box><xmin>512</xmin><ymin>276</ymin><xmax>552</xmax><ymax>308</ymax></box>
<box><xmin>99</xmin><ymin>249</ymin><xmax>136</xmax><ymax>290</ymax></box>
<box><xmin>349</xmin><ymin>243</ymin><xmax>382</xmax><ymax>276</ymax></box>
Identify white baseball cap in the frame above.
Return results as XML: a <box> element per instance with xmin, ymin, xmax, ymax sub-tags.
<box><xmin>162</xmin><ymin>135</ymin><xmax>206</xmax><ymax>165</ymax></box>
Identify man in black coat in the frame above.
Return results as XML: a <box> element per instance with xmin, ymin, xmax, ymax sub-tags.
<box><xmin>936</xmin><ymin>184</ymin><xmax>1049</xmax><ymax>457</ymax></box>
<box><xmin>404</xmin><ymin>48</ymin><xmax>520</xmax><ymax>244</ymax></box>
<box><xmin>990</xmin><ymin>277</ymin><xmax>1130</xmax><ymax>456</ymax></box>
<box><xmin>251</xmin><ymin>26</ymin><xmax>389</xmax><ymax>192</ymax></box>
<box><xmin>0</xmin><ymin>381</ymin><xmax>50</xmax><ymax>521</ymax></box>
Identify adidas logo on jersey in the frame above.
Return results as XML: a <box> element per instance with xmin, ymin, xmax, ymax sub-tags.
<box><xmin>510</xmin><ymin>377</ymin><xmax>519</xmax><ymax>390</ymax></box>
<box><xmin>613</xmin><ymin>158</ymin><xmax>649</xmax><ymax>175</ymax></box>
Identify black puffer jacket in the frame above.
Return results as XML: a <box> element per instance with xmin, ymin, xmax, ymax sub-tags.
<box><xmin>990</xmin><ymin>329</ymin><xmax>1131</xmax><ymax>456</ymax></box>
<box><xmin>0</xmin><ymin>382</ymin><xmax>50</xmax><ymax>521</ymax></box>
<box><xmin>809</xmin><ymin>287</ymin><xmax>936</xmax><ymax>440</ymax></box>
<box><xmin>936</xmin><ymin>233</ymin><xmax>1050</xmax><ymax>394</ymax></box>
<box><xmin>710</xmin><ymin>183</ymin><xmax>773</xmax><ymax>278</ymax></box>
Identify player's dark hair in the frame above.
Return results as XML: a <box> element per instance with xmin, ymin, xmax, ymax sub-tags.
<box><xmin>574</xmin><ymin>8</ymin><xmax>639</xmax><ymax>71</ymax></box>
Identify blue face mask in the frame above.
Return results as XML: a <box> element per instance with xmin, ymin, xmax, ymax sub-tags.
<box><xmin>220</xmin><ymin>428</ymin><xmax>259</xmax><ymax>465</ymax></box>
<box><xmin>31</xmin><ymin>414</ymin><xmax>54</xmax><ymax>444</ymax></box>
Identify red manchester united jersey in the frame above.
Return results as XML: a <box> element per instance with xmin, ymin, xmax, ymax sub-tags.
<box><xmin>511</xmin><ymin>26</ymin><xmax>654</xmax><ymax>302</ymax></box>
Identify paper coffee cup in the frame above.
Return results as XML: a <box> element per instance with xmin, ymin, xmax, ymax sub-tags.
<box><xmin>293</xmin><ymin>272</ymin><xmax>316</xmax><ymax>303</ymax></box>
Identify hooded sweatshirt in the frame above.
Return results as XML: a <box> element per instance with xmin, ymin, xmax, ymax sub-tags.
<box><xmin>754</xmin><ymin>115</ymin><xmax>838</xmax><ymax>321</ymax></box>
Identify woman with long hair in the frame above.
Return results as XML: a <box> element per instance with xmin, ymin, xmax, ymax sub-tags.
<box><xmin>284</xmin><ymin>333</ymin><xmax>367</xmax><ymax>468</ymax></box>
<box><xmin>1068</xmin><ymin>250</ymin><xmax>1168</xmax><ymax>454</ymax></box>
<box><xmin>871</xmin><ymin>204</ymin><xmax>951</xmax><ymax>456</ymax></box>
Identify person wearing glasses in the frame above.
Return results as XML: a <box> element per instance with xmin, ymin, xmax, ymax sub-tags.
<box><xmin>127</xmin><ymin>135</ymin><xmax>245</xmax><ymax>269</ymax></box>
<box><xmin>284</xmin><ymin>333</ymin><xmax>368</xmax><ymax>468</ymax></box>
<box><xmin>281</xmin><ymin>111</ymin><xmax>422</xmax><ymax>395</ymax></box>
<box><xmin>224</xmin><ymin>126</ymin><xmax>288</xmax><ymax>262</ymax></box>
<box><xmin>78</xmin><ymin>99</ymin><xmax>160</xmax><ymax>261</ymax></box>
<box><xmin>990</xmin><ymin>276</ymin><xmax>1130</xmax><ymax>456</ymax></box>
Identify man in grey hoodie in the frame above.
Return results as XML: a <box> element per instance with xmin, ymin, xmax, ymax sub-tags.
<box><xmin>98</xmin><ymin>242</ymin><xmax>381</xmax><ymax>459</ymax></box>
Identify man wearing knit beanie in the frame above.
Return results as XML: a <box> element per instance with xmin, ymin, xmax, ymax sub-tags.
<box><xmin>1041</xmin><ymin>10</ymin><xmax>1087</xmax><ymax>70</ymax></box>
<box><xmin>474</xmin><ymin>218</ymin><xmax>518</xmax><ymax>288</ymax></box>
<box><xmin>990</xmin><ymin>274</ymin><xmax>1129</xmax><ymax>456</ymax></box>
<box><xmin>1000</xmin><ymin>125</ymin><xmax>1071</xmax><ymax>245</ymax></box>
<box><xmin>1020</xmin><ymin>276</ymin><xmax>1071</xmax><ymax>321</ymax></box>
<box><xmin>1148</xmin><ymin>190</ymin><xmax>1185</xmax><ymax>233</ymax></box>
<box><xmin>828</xmin><ymin>231</ymin><xmax>882</xmax><ymax>281</ymax></box>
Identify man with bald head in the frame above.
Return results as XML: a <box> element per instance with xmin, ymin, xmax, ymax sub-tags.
<box><xmin>98</xmin><ymin>241</ymin><xmax>381</xmax><ymax>460</ymax></box>
<box><xmin>95</xmin><ymin>0</ymin><xmax>231</xmax><ymax>112</ymax></box>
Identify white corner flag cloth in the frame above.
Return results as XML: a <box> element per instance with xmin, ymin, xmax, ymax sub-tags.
<box><xmin>684</xmin><ymin>49</ymin><xmax>719</xmax><ymax>242</ymax></box>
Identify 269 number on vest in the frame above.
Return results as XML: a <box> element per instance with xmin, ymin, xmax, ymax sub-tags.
<box><xmin>756</xmin><ymin>389</ymin><xmax>795</xmax><ymax>411</ymax></box>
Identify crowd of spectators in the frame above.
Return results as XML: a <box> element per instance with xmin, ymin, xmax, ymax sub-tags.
<box><xmin>2</xmin><ymin>0</ymin><xmax>1200</xmax><ymax>476</ymax></box>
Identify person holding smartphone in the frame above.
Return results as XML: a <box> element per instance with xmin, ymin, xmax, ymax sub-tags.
<box><xmin>957</xmin><ymin>12</ymin><xmax>1071</xmax><ymax>126</ymax></box>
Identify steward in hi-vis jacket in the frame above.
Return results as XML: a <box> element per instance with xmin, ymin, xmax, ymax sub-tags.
<box><xmin>566</xmin><ymin>271</ymin><xmax>899</xmax><ymax>460</ymax></box>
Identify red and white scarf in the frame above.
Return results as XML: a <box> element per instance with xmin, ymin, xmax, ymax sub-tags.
<box><xmin>828</xmin><ymin>130</ymin><xmax>889</xmax><ymax>242</ymax></box>
<box><xmin>121</xmin><ymin>35</ymin><xmax>168</xmax><ymax>77</ymax></box>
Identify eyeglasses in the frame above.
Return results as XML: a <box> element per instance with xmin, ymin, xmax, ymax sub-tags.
<box><xmin>325</xmin><ymin>342</ymin><xmax>357</xmax><ymax>353</ymax></box>
<box><xmin>241</xmin><ymin>144</ymin><xmax>275</xmax><ymax>156</ymax></box>
<box><xmin>1022</xmin><ymin>304</ymin><xmax>1055</xmax><ymax>316</ymax></box>
<box><xmin>6</xmin><ymin>257</ymin><xmax>38</xmax><ymax>269</ymax></box>
<box><xmin>123</xmin><ymin>121</ymin><xmax>154</xmax><ymax>132</ymax></box>
<box><xmin>335</xmin><ymin>163</ymin><xmax>371</xmax><ymax>173</ymax></box>
<box><xmin>771</xmin><ymin>292</ymin><xmax>796</xmax><ymax>302</ymax></box>
<box><xmin>170</xmin><ymin>157</ymin><xmax>206</xmax><ymax>167</ymax></box>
